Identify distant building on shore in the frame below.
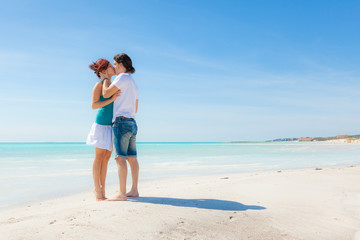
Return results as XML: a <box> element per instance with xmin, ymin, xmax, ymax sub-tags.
<box><xmin>268</xmin><ymin>134</ymin><xmax>360</xmax><ymax>143</ymax></box>
<box><xmin>336</xmin><ymin>134</ymin><xmax>352</xmax><ymax>138</ymax></box>
<box><xmin>298</xmin><ymin>137</ymin><xmax>312</xmax><ymax>142</ymax></box>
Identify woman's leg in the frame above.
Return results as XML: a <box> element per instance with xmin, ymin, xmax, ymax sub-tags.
<box><xmin>99</xmin><ymin>150</ymin><xmax>111</xmax><ymax>198</ymax></box>
<box><xmin>93</xmin><ymin>147</ymin><xmax>106</xmax><ymax>200</ymax></box>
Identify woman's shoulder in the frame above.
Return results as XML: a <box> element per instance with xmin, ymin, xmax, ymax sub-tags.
<box><xmin>93</xmin><ymin>81</ymin><xmax>103</xmax><ymax>89</ymax></box>
<box><xmin>92</xmin><ymin>82</ymin><xmax>103</xmax><ymax>94</ymax></box>
<box><xmin>95</xmin><ymin>81</ymin><xmax>103</xmax><ymax>86</ymax></box>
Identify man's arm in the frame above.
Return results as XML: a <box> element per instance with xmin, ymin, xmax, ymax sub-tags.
<box><xmin>92</xmin><ymin>84</ymin><xmax>120</xmax><ymax>109</ymax></box>
<box><xmin>136</xmin><ymin>99</ymin><xmax>138</xmax><ymax>113</ymax></box>
<box><xmin>102</xmin><ymin>78</ymin><xmax>120</xmax><ymax>98</ymax></box>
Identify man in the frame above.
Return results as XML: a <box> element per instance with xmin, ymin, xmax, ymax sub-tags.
<box><xmin>101</xmin><ymin>53</ymin><xmax>139</xmax><ymax>201</ymax></box>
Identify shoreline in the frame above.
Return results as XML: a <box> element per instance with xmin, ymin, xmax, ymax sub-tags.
<box><xmin>2</xmin><ymin>141</ymin><xmax>359</xmax><ymax>143</ymax></box>
<box><xmin>1</xmin><ymin>165</ymin><xmax>360</xmax><ymax>239</ymax></box>
<box><xmin>1</xmin><ymin>163</ymin><xmax>359</xmax><ymax>211</ymax></box>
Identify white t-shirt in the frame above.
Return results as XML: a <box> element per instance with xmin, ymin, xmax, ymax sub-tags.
<box><xmin>112</xmin><ymin>73</ymin><xmax>138</xmax><ymax>122</ymax></box>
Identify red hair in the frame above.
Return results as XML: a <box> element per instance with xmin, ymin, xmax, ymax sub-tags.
<box><xmin>89</xmin><ymin>58</ymin><xmax>110</xmax><ymax>78</ymax></box>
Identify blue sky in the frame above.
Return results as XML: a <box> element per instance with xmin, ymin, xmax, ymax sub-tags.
<box><xmin>0</xmin><ymin>0</ymin><xmax>359</xmax><ymax>142</ymax></box>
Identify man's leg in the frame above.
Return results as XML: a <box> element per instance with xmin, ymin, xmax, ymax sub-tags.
<box><xmin>126</xmin><ymin>157</ymin><xmax>139</xmax><ymax>197</ymax></box>
<box><xmin>110</xmin><ymin>120</ymin><xmax>129</xmax><ymax>201</ymax></box>
<box><xmin>126</xmin><ymin>130</ymin><xmax>139</xmax><ymax>197</ymax></box>
<box><xmin>111</xmin><ymin>157</ymin><xmax>128</xmax><ymax>201</ymax></box>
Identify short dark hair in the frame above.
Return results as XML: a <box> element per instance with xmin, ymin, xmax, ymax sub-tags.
<box><xmin>114</xmin><ymin>53</ymin><xmax>135</xmax><ymax>74</ymax></box>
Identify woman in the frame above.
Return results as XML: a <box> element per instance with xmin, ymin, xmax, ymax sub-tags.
<box><xmin>87</xmin><ymin>58</ymin><xmax>120</xmax><ymax>201</ymax></box>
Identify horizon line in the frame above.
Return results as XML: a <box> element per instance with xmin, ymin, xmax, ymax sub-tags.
<box><xmin>0</xmin><ymin>141</ymin><xmax>264</xmax><ymax>144</ymax></box>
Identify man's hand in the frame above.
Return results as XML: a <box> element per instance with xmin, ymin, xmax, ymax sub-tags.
<box><xmin>111</xmin><ymin>90</ymin><xmax>121</xmax><ymax>101</ymax></box>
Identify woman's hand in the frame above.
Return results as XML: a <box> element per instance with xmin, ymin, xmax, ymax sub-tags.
<box><xmin>99</xmin><ymin>72</ymin><xmax>109</xmax><ymax>80</ymax></box>
<box><xmin>111</xmin><ymin>90</ymin><xmax>121</xmax><ymax>101</ymax></box>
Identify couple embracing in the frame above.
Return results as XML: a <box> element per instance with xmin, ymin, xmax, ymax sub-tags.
<box><xmin>86</xmin><ymin>53</ymin><xmax>139</xmax><ymax>201</ymax></box>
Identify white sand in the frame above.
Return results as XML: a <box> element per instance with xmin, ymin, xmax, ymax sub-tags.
<box><xmin>1</xmin><ymin>166</ymin><xmax>360</xmax><ymax>240</ymax></box>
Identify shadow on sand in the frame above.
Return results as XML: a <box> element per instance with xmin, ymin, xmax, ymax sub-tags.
<box><xmin>128</xmin><ymin>197</ymin><xmax>266</xmax><ymax>211</ymax></box>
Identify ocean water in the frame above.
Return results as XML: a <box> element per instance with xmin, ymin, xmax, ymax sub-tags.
<box><xmin>0</xmin><ymin>142</ymin><xmax>360</xmax><ymax>208</ymax></box>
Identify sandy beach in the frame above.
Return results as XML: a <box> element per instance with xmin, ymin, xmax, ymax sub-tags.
<box><xmin>0</xmin><ymin>166</ymin><xmax>359</xmax><ymax>240</ymax></box>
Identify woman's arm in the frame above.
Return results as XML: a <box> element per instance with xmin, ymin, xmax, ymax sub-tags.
<box><xmin>136</xmin><ymin>99</ymin><xmax>138</xmax><ymax>113</ymax></box>
<box><xmin>91</xmin><ymin>83</ymin><xmax>120</xmax><ymax>109</ymax></box>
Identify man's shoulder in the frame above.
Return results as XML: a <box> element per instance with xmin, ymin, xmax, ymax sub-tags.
<box><xmin>116</xmin><ymin>73</ymin><xmax>132</xmax><ymax>82</ymax></box>
<box><xmin>113</xmin><ymin>74</ymin><xmax>127</xmax><ymax>86</ymax></box>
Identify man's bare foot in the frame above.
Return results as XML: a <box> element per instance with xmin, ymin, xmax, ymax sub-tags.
<box><xmin>126</xmin><ymin>190</ymin><xmax>139</xmax><ymax>197</ymax></box>
<box><xmin>107</xmin><ymin>194</ymin><xmax>128</xmax><ymax>201</ymax></box>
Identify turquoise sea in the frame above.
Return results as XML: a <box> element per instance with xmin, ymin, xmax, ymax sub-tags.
<box><xmin>0</xmin><ymin>142</ymin><xmax>360</xmax><ymax>208</ymax></box>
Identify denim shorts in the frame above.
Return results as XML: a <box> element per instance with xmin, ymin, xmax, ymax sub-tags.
<box><xmin>112</xmin><ymin>118</ymin><xmax>137</xmax><ymax>159</ymax></box>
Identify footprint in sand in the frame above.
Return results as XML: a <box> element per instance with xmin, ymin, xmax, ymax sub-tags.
<box><xmin>7</xmin><ymin>218</ymin><xmax>18</xmax><ymax>223</ymax></box>
<box><xmin>67</xmin><ymin>216</ymin><xmax>76</xmax><ymax>222</ymax></box>
<box><xmin>49</xmin><ymin>220</ymin><xmax>56</xmax><ymax>224</ymax></box>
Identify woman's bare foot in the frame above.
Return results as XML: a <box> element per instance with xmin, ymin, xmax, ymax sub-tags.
<box><xmin>108</xmin><ymin>194</ymin><xmax>128</xmax><ymax>201</ymax></box>
<box><xmin>101</xmin><ymin>187</ymin><xmax>107</xmax><ymax>200</ymax></box>
<box><xmin>126</xmin><ymin>190</ymin><xmax>139</xmax><ymax>197</ymax></box>
<box><xmin>93</xmin><ymin>188</ymin><xmax>104</xmax><ymax>201</ymax></box>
